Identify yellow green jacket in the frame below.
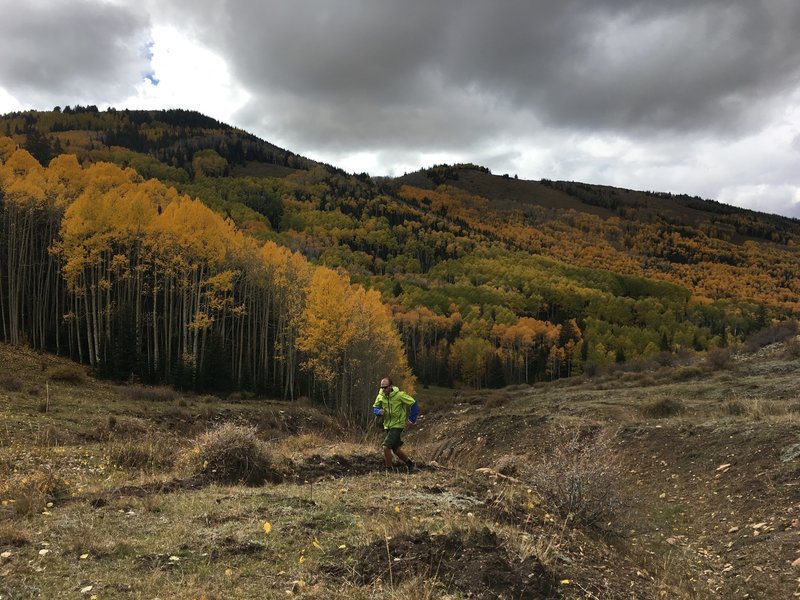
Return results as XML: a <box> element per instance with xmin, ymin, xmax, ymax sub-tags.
<box><xmin>373</xmin><ymin>386</ymin><xmax>418</xmax><ymax>429</ymax></box>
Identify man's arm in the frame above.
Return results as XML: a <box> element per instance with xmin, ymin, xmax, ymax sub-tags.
<box><xmin>408</xmin><ymin>400</ymin><xmax>418</xmax><ymax>424</ymax></box>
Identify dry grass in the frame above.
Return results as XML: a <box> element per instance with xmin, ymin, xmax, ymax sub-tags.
<box><xmin>1</xmin><ymin>340</ymin><xmax>799</xmax><ymax>599</ymax></box>
<box><xmin>640</xmin><ymin>397</ymin><xmax>685</xmax><ymax>418</ymax></box>
<box><xmin>0</xmin><ymin>468</ymin><xmax>71</xmax><ymax>517</ymax></box>
<box><xmin>45</xmin><ymin>364</ymin><xmax>87</xmax><ymax>384</ymax></box>
<box><xmin>106</xmin><ymin>435</ymin><xmax>178</xmax><ymax>472</ymax></box>
<box><xmin>123</xmin><ymin>384</ymin><xmax>178</xmax><ymax>402</ymax></box>
<box><xmin>181</xmin><ymin>423</ymin><xmax>278</xmax><ymax>485</ymax></box>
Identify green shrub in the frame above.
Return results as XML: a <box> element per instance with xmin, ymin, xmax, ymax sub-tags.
<box><xmin>184</xmin><ymin>423</ymin><xmax>279</xmax><ymax>485</ymax></box>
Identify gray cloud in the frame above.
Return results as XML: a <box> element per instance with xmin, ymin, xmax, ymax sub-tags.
<box><xmin>179</xmin><ymin>1</ymin><xmax>800</xmax><ymax>143</ymax></box>
<box><xmin>4</xmin><ymin>0</ymin><xmax>800</xmax><ymax>217</ymax></box>
<box><xmin>0</xmin><ymin>0</ymin><xmax>151</xmax><ymax>107</ymax></box>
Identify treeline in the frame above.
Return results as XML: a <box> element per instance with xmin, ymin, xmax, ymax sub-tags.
<box><xmin>0</xmin><ymin>139</ymin><xmax>411</xmax><ymax>419</ymax></box>
<box><xmin>1</xmin><ymin>109</ymin><xmax>317</xmax><ymax>182</ymax></box>
<box><xmin>3</xmin><ymin>109</ymin><xmax>799</xmax><ymax>391</ymax></box>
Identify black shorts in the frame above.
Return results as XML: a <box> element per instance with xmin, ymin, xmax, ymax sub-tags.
<box><xmin>382</xmin><ymin>428</ymin><xmax>404</xmax><ymax>450</ymax></box>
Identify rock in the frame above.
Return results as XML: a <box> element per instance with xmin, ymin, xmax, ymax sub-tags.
<box><xmin>792</xmin><ymin>557</ymin><xmax>800</xmax><ymax>570</ymax></box>
<box><xmin>716</xmin><ymin>463</ymin><xmax>731</xmax><ymax>472</ymax></box>
<box><xmin>728</xmin><ymin>526</ymin><xmax>739</xmax><ymax>533</ymax></box>
<box><xmin>780</xmin><ymin>443</ymin><xmax>800</xmax><ymax>463</ymax></box>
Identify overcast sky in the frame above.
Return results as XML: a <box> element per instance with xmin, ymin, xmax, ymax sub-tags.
<box><xmin>2</xmin><ymin>1</ymin><xmax>800</xmax><ymax>218</ymax></box>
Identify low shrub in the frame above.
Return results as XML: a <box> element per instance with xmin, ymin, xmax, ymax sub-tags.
<box><xmin>723</xmin><ymin>397</ymin><xmax>789</xmax><ymax>420</ymax></box>
<box><xmin>0</xmin><ymin>521</ymin><xmax>29</xmax><ymax>546</ymax></box>
<box><xmin>183</xmin><ymin>423</ymin><xmax>278</xmax><ymax>485</ymax></box>
<box><xmin>673</xmin><ymin>366</ymin><xmax>704</xmax><ymax>381</ymax></box>
<box><xmin>724</xmin><ymin>399</ymin><xmax>747</xmax><ymax>416</ymax></box>
<box><xmin>784</xmin><ymin>338</ymin><xmax>800</xmax><ymax>359</ymax></box>
<box><xmin>46</xmin><ymin>364</ymin><xmax>87</xmax><ymax>384</ymax></box>
<box><xmin>743</xmin><ymin>320</ymin><xmax>799</xmax><ymax>352</ymax></box>
<box><xmin>494</xmin><ymin>453</ymin><xmax>522</xmax><ymax>477</ymax></box>
<box><xmin>704</xmin><ymin>348</ymin><xmax>734</xmax><ymax>371</ymax></box>
<box><xmin>525</xmin><ymin>428</ymin><xmax>627</xmax><ymax>534</ymax></box>
<box><xmin>107</xmin><ymin>415</ymin><xmax>151</xmax><ymax>436</ymax></box>
<box><xmin>640</xmin><ymin>397</ymin><xmax>684</xmax><ymax>419</ymax></box>
<box><xmin>0</xmin><ymin>376</ymin><xmax>23</xmax><ymax>392</ymax></box>
<box><xmin>124</xmin><ymin>385</ymin><xmax>178</xmax><ymax>403</ymax></box>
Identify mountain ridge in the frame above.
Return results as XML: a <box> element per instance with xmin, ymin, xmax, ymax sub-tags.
<box><xmin>1</xmin><ymin>107</ymin><xmax>798</xmax><ymax>392</ymax></box>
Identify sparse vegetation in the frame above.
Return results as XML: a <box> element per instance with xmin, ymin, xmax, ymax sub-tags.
<box><xmin>123</xmin><ymin>385</ymin><xmax>179</xmax><ymax>403</ymax></box>
<box><xmin>0</xmin><ymin>341</ymin><xmax>798</xmax><ymax>599</ymax></box>
<box><xmin>525</xmin><ymin>428</ymin><xmax>627</xmax><ymax>533</ymax></box>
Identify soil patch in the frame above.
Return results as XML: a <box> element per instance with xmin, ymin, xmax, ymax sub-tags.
<box><xmin>325</xmin><ymin>527</ymin><xmax>554</xmax><ymax>599</ymax></box>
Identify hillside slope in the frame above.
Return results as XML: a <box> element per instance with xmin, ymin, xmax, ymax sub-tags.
<box><xmin>1</xmin><ymin>340</ymin><xmax>798</xmax><ymax>598</ymax></box>
<box><xmin>2</xmin><ymin>108</ymin><xmax>800</xmax><ymax>393</ymax></box>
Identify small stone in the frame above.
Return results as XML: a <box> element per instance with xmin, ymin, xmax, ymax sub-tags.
<box><xmin>752</xmin><ymin>522</ymin><xmax>767</xmax><ymax>530</ymax></box>
<box><xmin>728</xmin><ymin>526</ymin><xmax>739</xmax><ymax>533</ymax></box>
<box><xmin>716</xmin><ymin>463</ymin><xmax>731</xmax><ymax>472</ymax></box>
<box><xmin>791</xmin><ymin>557</ymin><xmax>800</xmax><ymax>570</ymax></box>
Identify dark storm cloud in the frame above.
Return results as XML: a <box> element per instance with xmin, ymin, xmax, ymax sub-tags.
<box><xmin>162</xmin><ymin>0</ymin><xmax>800</xmax><ymax>154</ymax></box>
<box><xmin>0</xmin><ymin>0</ymin><xmax>151</xmax><ymax>107</ymax></box>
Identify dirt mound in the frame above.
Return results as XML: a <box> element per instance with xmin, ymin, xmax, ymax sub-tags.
<box><xmin>325</xmin><ymin>527</ymin><xmax>554</xmax><ymax>599</ymax></box>
<box><xmin>291</xmin><ymin>452</ymin><xmax>413</xmax><ymax>481</ymax></box>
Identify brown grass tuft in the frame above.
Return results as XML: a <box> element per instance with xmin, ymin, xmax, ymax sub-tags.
<box><xmin>182</xmin><ymin>423</ymin><xmax>279</xmax><ymax>485</ymax></box>
<box><xmin>640</xmin><ymin>397</ymin><xmax>684</xmax><ymax>419</ymax></box>
<box><xmin>1</xmin><ymin>469</ymin><xmax>71</xmax><ymax>518</ymax></box>
<box><xmin>107</xmin><ymin>436</ymin><xmax>178</xmax><ymax>472</ymax></box>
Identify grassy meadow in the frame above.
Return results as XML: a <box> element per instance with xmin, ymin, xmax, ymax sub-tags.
<box><xmin>1</xmin><ymin>341</ymin><xmax>799</xmax><ymax>599</ymax></box>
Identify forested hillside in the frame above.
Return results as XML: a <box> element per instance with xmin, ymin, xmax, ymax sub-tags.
<box><xmin>1</xmin><ymin>108</ymin><xmax>799</xmax><ymax>396</ymax></box>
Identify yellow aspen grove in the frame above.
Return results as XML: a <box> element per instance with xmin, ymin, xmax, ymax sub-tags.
<box><xmin>257</xmin><ymin>241</ymin><xmax>312</xmax><ymax>398</ymax></box>
<box><xmin>0</xmin><ymin>137</ymin><xmax>17</xmax><ymax>162</ymax></box>
<box><xmin>0</xmin><ymin>149</ymin><xmax>55</xmax><ymax>347</ymax></box>
<box><xmin>297</xmin><ymin>267</ymin><xmax>412</xmax><ymax>420</ymax></box>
